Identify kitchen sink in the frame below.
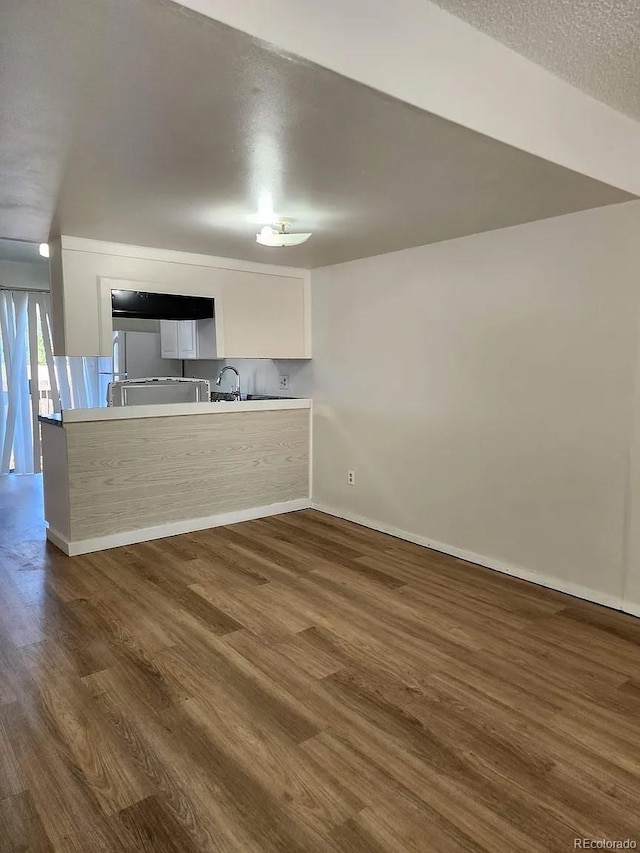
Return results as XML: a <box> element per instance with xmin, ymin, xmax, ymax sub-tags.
<box><xmin>210</xmin><ymin>392</ymin><xmax>295</xmax><ymax>402</ymax></box>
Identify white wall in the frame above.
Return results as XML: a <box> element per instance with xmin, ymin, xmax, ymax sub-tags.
<box><xmin>311</xmin><ymin>200</ymin><xmax>640</xmax><ymax>608</ymax></box>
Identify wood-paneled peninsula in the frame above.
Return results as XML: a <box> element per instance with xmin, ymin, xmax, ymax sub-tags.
<box><xmin>39</xmin><ymin>399</ymin><xmax>311</xmax><ymax>555</ymax></box>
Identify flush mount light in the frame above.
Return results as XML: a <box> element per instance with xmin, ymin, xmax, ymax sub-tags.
<box><xmin>39</xmin><ymin>243</ymin><xmax>50</xmax><ymax>258</ymax></box>
<box><xmin>256</xmin><ymin>220</ymin><xmax>311</xmax><ymax>248</ymax></box>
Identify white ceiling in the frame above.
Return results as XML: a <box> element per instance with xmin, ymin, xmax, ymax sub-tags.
<box><xmin>432</xmin><ymin>0</ymin><xmax>640</xmax><ymax>121</ymax></box>
<box><xmin>0</xmin><ymin>0</ymin><xmax>633</xmax><ymax>268</ymax></box>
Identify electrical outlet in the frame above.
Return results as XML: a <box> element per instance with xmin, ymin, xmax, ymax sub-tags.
<box><xmin>347</xmin><ymin>470</ymin><xmax>356</xmax><ymax>486</ymax></box>
<box><xmin>279</xmin><ymin>375</ymin><xmax>289</xmax><ymax>390</ymax></box>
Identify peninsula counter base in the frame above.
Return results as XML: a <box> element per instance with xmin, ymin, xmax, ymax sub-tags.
<box><xmin>41</xmin><ymin>403</ymin><xmax>311</xmax><ymax>555</ymax></box>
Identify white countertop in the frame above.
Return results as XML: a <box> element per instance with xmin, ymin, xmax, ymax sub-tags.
<box><xmin>40</xmin><ymin>398</ymin><xmax>311</xmax><ymax>425</ymax></box>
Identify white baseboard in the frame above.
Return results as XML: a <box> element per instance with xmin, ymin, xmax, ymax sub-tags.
<box><xmin>622</xmin><ymin>601</ymin><xmax>640</xmax><ymax>619</ymax></box>
<box><xmin>46</xmin><ymin>527</ymin><xmax>73</xmax><ymax>555</ymax></box>
<box><xmin>311</xmin><ymin>501</ymin><xmax>637</xmax><ymax>616</ymax></box>
<box><xmin>50</xmin><ymin>498</ymin><xmax>311</xmax><ymax>556</ymax></box>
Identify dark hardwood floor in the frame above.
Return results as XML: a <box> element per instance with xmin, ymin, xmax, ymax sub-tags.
<box><xmin>1</xmin><ymin>476</ymin><xmax>640</xmax><ymax>851</ymax></box>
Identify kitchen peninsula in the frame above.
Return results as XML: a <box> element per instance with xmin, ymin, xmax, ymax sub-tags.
<box><xmin>40</xmin><ymin>398</ymin><xmax>311</xmax><ymax>555</ymax></box>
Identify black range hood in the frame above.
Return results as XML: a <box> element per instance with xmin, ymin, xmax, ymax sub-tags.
<box><xmin>111</xmin><ymin>290</ymin><xmax>214</xmax><ymax>321</ymax></box>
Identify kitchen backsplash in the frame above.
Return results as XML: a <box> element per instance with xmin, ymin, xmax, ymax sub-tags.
<box><xmin>184</xmin><ymin>358</ymin><xmax>313</xmax><ymax>398</ymax></box>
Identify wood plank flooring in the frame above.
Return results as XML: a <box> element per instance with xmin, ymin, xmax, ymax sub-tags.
<box><xmin>2</xmin><ymin>479</ymin><xmax>640</xmax><ymax>851</ymax></box>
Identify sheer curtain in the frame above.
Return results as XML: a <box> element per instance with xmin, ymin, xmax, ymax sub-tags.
<box><xmin>0</xmin><ymin>290</ymin><xmax>35</xmax><ymax>474</ymax></box>
<box><xmin>0</xmin><ymin>288</ymin><xmax>109</xmax><ymax>475</ymax></box>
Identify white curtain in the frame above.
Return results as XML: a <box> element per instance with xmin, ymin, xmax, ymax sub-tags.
<box><xmin>54</xmin><ymin>353</ymin><xmax>107</xmax><ymax>410</ymax></box>
<box><xmin>0</xmin><ymin>289</ymin><xmax>110</xmax><ymax>475</ymax></box>
<box><xmin>0</xmin><ymin>290</ymin><xmax>35</xmax><ymax>474</ymax></box>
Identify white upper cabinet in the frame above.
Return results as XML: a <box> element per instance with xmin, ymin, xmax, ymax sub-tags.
<box><xmin>160</xmin><ymin>319</ymin><xmax>216</xmax><ymax>360</ymax></box>
<box><xmin>159</xmin><ymin>319</ymin><xmax>179</xmax><ymax>358</ymax></box>
<box><xmin>222</xmin><ymin>273</ymin><xmax>309</xmax><ymax>359</ymax></box>
<box><xmin>49</xmin><ymin>237</ymin><xmax>311</xmax><ymax>359</ymax></box>
<box><xmin>178</xmin><ymin>320</ymin><xmax>198</xmax><ymax>359</ymax></box>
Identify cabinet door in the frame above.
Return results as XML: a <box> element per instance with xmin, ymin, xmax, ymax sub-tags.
<box><xmin>222</xmin><ymin>273</ymin><xmax>308</xmax><ymax>358</ymax></box>
<box><xmin>178</xmin><ymin>320</ymin><xmax>198</xmax><ymax>359</ymax></box>
<box><xmin>160</xmin><ymin>320</ymin><xmax>179</xmax><ymax>358</ymax></box>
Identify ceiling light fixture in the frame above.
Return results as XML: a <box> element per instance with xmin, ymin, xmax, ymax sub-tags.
<box><xmin>39</xmin><ymin>243</ymin><xmax>50</xmax><ymax>258</ymax></box>
<box><xmin>256</xmin><ymin>220</ymin><xmax>311</xmax><ymax>248</ymax></box>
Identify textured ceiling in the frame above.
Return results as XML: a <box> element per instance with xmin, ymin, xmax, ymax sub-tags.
<box><xmin>0</xmin><ymin>0</ymin><xmax>633</xmax><ymax>268</ymax></box>
<box><xmin>432</xmin><ymin>0</ymin><xmax>640</xmax><ymax>120</ymax></box>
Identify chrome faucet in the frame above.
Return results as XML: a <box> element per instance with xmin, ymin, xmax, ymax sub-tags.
<box><xmin>215</xmin><ymin>365</ymin><xmax>240</xmax><ymax>400</ymax></box>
